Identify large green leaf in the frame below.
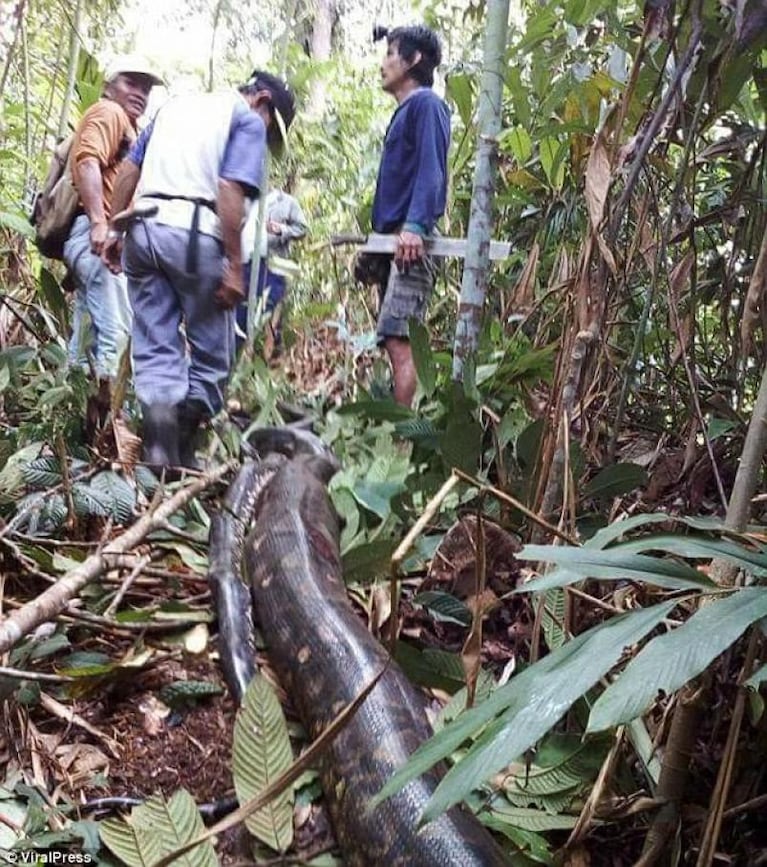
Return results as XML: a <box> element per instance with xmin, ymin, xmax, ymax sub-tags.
<box><xmin>515</xmin><ymin>545</ymin><xmax>715</xmax><ymax>592</ymax></box>
<box><xmin>588</xmin><ymin>587</ymin><xmax>767</xmax><ymax>731</ymax></box>
<box><xmin>233</xmin><ymin>674</ymin><xmax>294</xmax><ymax>853</ymax></box>
<box><xmin>445</xmin><ymin>70</ymin><xmax>475</xmax><ymax>127</ymax></box>
<box><xmin>585</xmin><ymin>513</ymin><xmax>670</xmax><ymax>549</ymax></box>
<box><xmin>100</xmin><ymin>817</ymin><xmax>163</xmax><ymax>867</ymax></box>
<box><xmin>375</xmin><ymin>601</ymin><xmax>676</xmax><ymax>819</ymax></box>
<box><xmin>100</xmin><ymin>789</ymin><xmax>216</xmax><ymax>867</ymax></box>
<box><xmin>608</xmin><ymin>535</ymin><xmax>767</xmax><ymax>574</ymax></box>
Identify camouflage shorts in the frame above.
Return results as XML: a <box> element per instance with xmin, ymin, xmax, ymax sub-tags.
<box><xmin>376</xmin><ymin>257</ymin><xmax>436</xmax><ymax>344</ymax></box>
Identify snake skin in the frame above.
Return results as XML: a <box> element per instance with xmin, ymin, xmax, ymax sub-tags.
<box><xmin>243</xmin><ymin>454</ymin><xmax>510</xmax><ymax>866</ymax></box>
<box><xmin>207</xmin><ymin>427</ymin><xmax>338</xmax><ymax>703</ymax></box>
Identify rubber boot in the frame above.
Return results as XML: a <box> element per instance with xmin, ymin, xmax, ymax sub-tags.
<box><xmin>140</xmin><ymin>402</ymin><xmax>180</xmax><ymax>477</ymax></box>
<box><xmin>178</xmin><ymin>399</ymin><xmax>208</xmax><ymax>470</ymax></box>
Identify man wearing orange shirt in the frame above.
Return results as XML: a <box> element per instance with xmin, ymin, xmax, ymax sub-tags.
<box><xmin>64</xmin><ymin>55</ymin><xmax>161</xmax><ymax>420</ymax></box>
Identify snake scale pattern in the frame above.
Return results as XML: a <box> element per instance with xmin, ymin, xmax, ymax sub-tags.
<box><xmin>235</xmin><ymin>448</ymin><xmax>510</xmax><ymax>865</ymax></box>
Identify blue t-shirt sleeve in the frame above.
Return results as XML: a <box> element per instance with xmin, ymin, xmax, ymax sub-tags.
<box><xmin>128</xmin><ymin>120</ymin><xmax>154</xmax><ymax>167</ymax></box>
<box><xmin>220</xmin><ymin>104</ymin><xmax>266</xmax><ymax>197</ymax></box>
<box><xmin>406</xmin><ymin>96</ymin><xmax>450</xmax><ymax>232</ymax></box>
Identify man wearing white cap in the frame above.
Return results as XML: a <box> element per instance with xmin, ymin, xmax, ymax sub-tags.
<box><xmin>64</xmin><ymin>54</ymin><xmax>162</xmax><ymax>433</ymax></box>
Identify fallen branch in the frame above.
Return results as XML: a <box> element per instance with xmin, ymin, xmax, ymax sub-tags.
<box><xmin>0</xmin><ymin>461</ymin><xmax>236</xmax><ymax>654</ymax></box>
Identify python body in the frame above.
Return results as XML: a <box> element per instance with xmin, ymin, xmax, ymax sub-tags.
<box><xmin>231</xmin><ymin>446</ymin><xmax>508</xmax><ymax>865</ymax></box>
<box><xmin>206</xmin><ymin>426</ymin><xmax>333</xmax><ymax>702</ymax></box>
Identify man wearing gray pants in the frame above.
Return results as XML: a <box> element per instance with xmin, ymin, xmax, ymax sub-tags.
<box><xmin>105</xmin><ymin>70</ymin><xmax>295</xmax><ymax>475</ymax></box>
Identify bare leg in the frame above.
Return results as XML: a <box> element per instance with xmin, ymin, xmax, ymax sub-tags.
<box><xmin>385</xmin><ymin>336</ymin><xmax>416</xmax><ymax>407</ymax></box>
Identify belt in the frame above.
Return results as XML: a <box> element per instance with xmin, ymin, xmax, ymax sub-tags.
<box><xmin>138</xmin><ymin>195</ymin><xmax>219</xmax><ymax>273</ymax></box>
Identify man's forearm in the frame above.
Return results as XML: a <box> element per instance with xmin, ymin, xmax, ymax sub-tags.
<box><xmin>76</xmin><ymin>158</ymin><xmax>107</xmax><ymax>225</ymax></box>
<box><xmin>110</xmin><ymin>161</ymin><xmax>141</xmax><ymax>220</ymax></box>
<box><xmin>217</xmin><ymin>179</ymin><xmax>245</xmax><ymax>270</ymax></box>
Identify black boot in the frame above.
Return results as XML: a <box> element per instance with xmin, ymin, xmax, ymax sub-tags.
<box><xmin>140</xmin><ymin>402</ymin><xmax>180</xmax><ymax>477</ymax></box>
<box><xmin>178</xmin><ymin>399</ymin><xmax>208</xmax><ymax>470</ymax></box>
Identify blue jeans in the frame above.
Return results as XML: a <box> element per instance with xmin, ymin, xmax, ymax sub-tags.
<box><xmin>123</xmin><ymin>221</ymin><xmax>235</xmax><ymax>416</ymax></box>
<box><xmin>63</xmin><ymin>214</ymin><xmax>132</xmax><ymax>378</ymax></box>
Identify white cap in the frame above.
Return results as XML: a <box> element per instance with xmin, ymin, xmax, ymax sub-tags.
<box><xmin>105</xmin><ymin>54</ymin><xmax>163</xmax><ymax>86</ymax></box>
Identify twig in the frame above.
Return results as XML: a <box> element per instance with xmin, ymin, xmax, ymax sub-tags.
<box><xmin>104</xmin><ymin>554</ymin><xmax>152</xmax><ymax>617</ymax></box>
<box><xmin>695</xmin><ymin>629</ymin><xmax>761</xmax><ymax>866</ymax></box>
<box><xmin>39</xmin><ymin>691</ymin><xmax>121</xmax><ymax>759</ymax></box>
<box><xmin>567</xmin><ymin>725</ymin><xmax>625</xmax><ymax>846</ymax></box>
<box><xmin>0</xmin><ymin>666</ymin><xmax>74</xmax><ymax>683</ymax></box>
<box><xmin>452</xmin><ymin>468</ymin><xmax>579</xmax><ymax>545</ymax></box>
<box><xmin>63</xmin><ymin>605</ymin><xmax>209</xmax><ymax>634</ymax></box>
<box><xmin>389</xmin><ymin>472</ymin><xmax>460</xmax><ymax>652</ymax></box>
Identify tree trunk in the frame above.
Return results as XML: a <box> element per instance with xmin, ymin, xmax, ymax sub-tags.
<box><xmin>452</xmin><ymin>0</ymin><xmax>510</xmax><ymax>381</ymax></box>
<box><xmin>306</xmin><ymin>0</ymin><xmax>336</xmax><ymax>117</ymax></box>
<box><xmin>57</xmin><ymin>0</ymin><xmax>83</xmax><ymax>139</ymax></box>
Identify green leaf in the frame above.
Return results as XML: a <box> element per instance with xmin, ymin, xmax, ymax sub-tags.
<box><xmin>336</xmin><ymin>400</ymin><xmax>414</xmax><ymax>422</ymax></box>
<box><xmin>515</xmin><ymin>545</ymin><xmax>715</xmax><ymax>592</ymax></box>
<box><xmin>352</xmin><ymin>478</ymin><xmax>405</xmax><ymax>520</ymax></box>
<box><xmin>39</xmin><ymin>267</ymin><xmax>70</xmax><ymax>329</ymax></box>
<box><xmin>608</xmin><ymin>535</ymin><xmax>767</xmax><ymax>575</ymax></box>
<box><xmin>233</xmin><ymin>674</ymin><xmax>294</xmax><ymax>853</ymax></box>
<box><xmin>100</xmin><ymin>818</ymin><xmax>164</xmax><ymax>867</ymax></box>
<box><xmin>409</xmin><ymin>318</ymin><xmax>437</xmax><ymax>398</ymax></box>
<box><xmin>440</xmin><ymin>417</ymin><xmax>482</xmax><ymax>474</ymax></box>
<box><xmin>393</xmin><ymin>417</ymin><xmax>440</xmax><ymax>448</ymax></box>
<box><xmin>583</xmin><ymin>463</ymin><xmax>648</xmax><ymax>499</ymax></box>
<box><xmin>588</xmin><ymin>587</ymin><xmax>767</xmax><ymax>731</ymax></box>
<box><xmin>412</xmin><ymin>590</ymin><xmax>471</xmax><ymax>626</ymax></box>
<box><xmin>341</xmin><ymin>538</ymin><xmax>398</xmax><ymax>584</ymax></box>
<box><xmin>375</xmin><ymin>601</ymin><xmax>676</xmax><ymax>819</ymax></box>
<box><xmin>445</xmin><ymin>71</ymin><xmax>475</xmax><ymax>126</ymax></box>
<box><xmin>476</xmin><ymin>820</ymin><xmax>553</xmax><ymax>864</ymax></box>
<box><xmin>159</xmin><ymin>680</ymin><xmax>223</xmax><ymax>710</ymax></box>
<box><xmin>746</xmin><ymin>661</ymin><xmax>767</xmax><ymax>691</ymax></box>
<box><xmin>484</xmin><ymin>802</ymin><xmax>578</xmax><ymax>832</ymax></box>
<box><xmin>100</xmin><ymin>789</ymin><xmax>216</xmax><ymax>867</ymax></box>
<box><xmin>394</xmin><ymin>643</ymin><xmax>467</xmax><ymax>693</ymax></box>
<box><xmin>22</xmin><ymin>455</ymin><xmax>63</xmax><ymax>489</ymax></box>
<box><xmin>0</xmin><ymin>211</ymin><xmax>34</xmax><ymax>237</ymax></box>
<box><xmin>565</xmin><ymin>0</ymin><xmax>608</xmax><ymax>26</ymax></box>
<box><xmin>499</xmin><ymin>125</ymin><xmax>533</xmax><ymax>164</ymax></box>
<box><xmin>585</xmin><ymin>513</ymin><xmax>670</xmax><ymax>549</ymax></box>
<box><xmin>539</xmin><ymin>136</ymin><xmax>566</xmax><ymax>191</ymax></box>
<box><xmin>89</xmin><ymin>471</ymin><xmax>137</xmax><ymax>524</ymax></box>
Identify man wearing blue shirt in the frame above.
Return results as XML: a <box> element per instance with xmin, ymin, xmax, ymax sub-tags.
<box><xmin>370</xmin><ymin>25</ymin><xmax>450</xmax><ymax>406</ymax></box>
<box><xmin>104</xmin><ymin>71</ymin><xmax>295</xmax><ymax>475</ymax></box>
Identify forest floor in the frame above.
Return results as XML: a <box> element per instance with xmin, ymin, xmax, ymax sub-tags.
<box><xmin>1</xmin><ymin>319</ymin><xmax>764</xmax><ymax>866</ymax></box>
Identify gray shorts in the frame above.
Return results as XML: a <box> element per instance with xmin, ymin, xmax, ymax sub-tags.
<box><xmin>376</xmin><ymin>257</ymin><xmax>435</xmax><ymax>344</ymax></box>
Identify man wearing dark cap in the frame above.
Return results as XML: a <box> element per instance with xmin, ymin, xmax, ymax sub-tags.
<box><xmin>368</xmin><ymin>25</ymin><xmax>450</xmax><ymax>406</ymax></box>
<box><xmin>104</xmin><ymin>70</ymin><xmax>295</xmax><ymax>474</ymax></box>
<box><xmin>65</xmin><ymin>54</ymin><xmax>162</xmax><ymax>432</ymax></box>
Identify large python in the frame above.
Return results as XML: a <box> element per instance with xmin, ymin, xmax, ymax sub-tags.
<box><xmin>207</xmin><ymin>426</ymin><xmax>335</xmax><ymax>702</ymax></box>
<box><xmin>232</xmin><ymin>447</ymin><xmax>509</xmax><ymax>865</ymax></box>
